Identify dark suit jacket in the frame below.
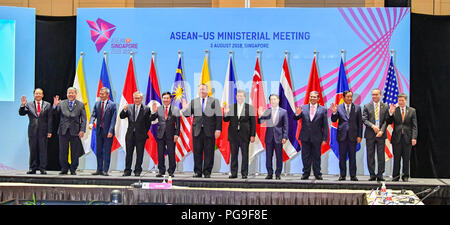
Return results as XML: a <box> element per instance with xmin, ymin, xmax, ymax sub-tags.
<box><xmin>223</xmin><ymin>103</ymin><xmax>256</xmax><ymax>142</ymax></box>
<box><xmin>19</xmin><ymin>101</ymin><xmax>53</xmax><ymax>137</ymax></box>
<box><xmin>149</xmin><ymin>104</ymin><xmax>180</xmax><ymax>140</ymax></box>
<box><xmin>89</xmin><ymin>100</ymin><xmax>117</xmax><ymax>135</ymax></box>
<box><xmin>257</xmin><ymin>107</ymin><xmax>288</xmax><ymax>144</ymax></box>
<box><xmin>331</xmin><ymin>103</ymin><xmax>362</xmax><ymax>142</ymax></box>
<box><xmin>54</xmin><ymin>99</ymin><xmax>87</xmax><ymax>136</ymax></box>
<box><xmin>293</xmin><ymin>104</ymin><xmax>328</xmax><ymax>143</ymax></box>
<box><xmin>387</xmin><ymin>106</ymin><xmax>418</xmax><ymax>145</ymax></box>
<box><xmin>182</xmin><ymin>96</ymin><xmax>222</xmax><ymax>138</ymax></box>
<box><xmin>119</xmin><ymin>104</ymin><xmax>151</xmax><ymax>141</ymax></box>
<box><xmin>362</xmin><ymin>101</ymin><xmax>389</xmax><ymax>139</ymax></box>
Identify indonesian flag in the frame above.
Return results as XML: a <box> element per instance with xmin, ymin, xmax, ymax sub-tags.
<box><xmin>248</xmin><ymin>55</ymin><xmax>266</xmax><ymax>163</ymax></box>
<box><xmin>216</xmin><ymin>53</ymin><xmax>237</xmax><ymax>165</ymax></box>
<box><xmin>114</xmin><ymin>56</ymin><xmax>138</xmax><ymax>152</ymax></box>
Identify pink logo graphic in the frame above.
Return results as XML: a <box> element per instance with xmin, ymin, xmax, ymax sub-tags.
<box><xmin>87</xmin><ymin>18</ymin><xmax>116</xmax><ymax>52</ymax></box>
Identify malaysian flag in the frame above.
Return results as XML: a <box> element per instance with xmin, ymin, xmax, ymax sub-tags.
<box><xmin>171</xmin><ymin>54</ymin><xmax>193</xmax><ymax>162</ymax></box>
<box><xmin>382</xmin><ymin>55</ymin><xmax>399</xmax><ymax>161</ymax></box>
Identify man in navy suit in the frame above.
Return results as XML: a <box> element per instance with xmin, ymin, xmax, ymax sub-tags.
<box><xmin>257</xmin><ymin>94</ymin><xmax>288</xmax><ymax>180</ymax></box>
<box><xmin>88</xmin><ymin>87</ymin><xmax>117</xmax><ymax>176</ymax></box>
<box><xmin>294</xmin><ymin>91</ymin><xmax>328</xmax><ymax>180</ymax></box>
<box><xmin>330</xmin><ymin>91</ymin><xmax>362</xmax><ymax>181</ymax></box>
<box><xmin>19</xmin><ymin>88</ymin><xmax>53</xmax><ymax>175</ymax></box>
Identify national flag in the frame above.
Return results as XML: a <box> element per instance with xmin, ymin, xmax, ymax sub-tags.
<box><xmin>171</xmin><ymin>55</ymin><xmax>193</xmax><ymax>162</ymax></box>
<box><xmin>73</xmin><ymin>53</ymin><xmax>91</xmax><ymax>159</ymax></box>
<box><xmin>200</xmin><ymin>52</ymin><xmax>212</xmax><ymax>96</ymax></box>
<box><xmin>90</xmin><ymin>54</ymin><xmax>119</xmax><ymax>154</ymax></box>
<box><xmin>114</xmin><ymin>55</ymin><xmax>138</xmax><ymax>152</ymax></box>
<box><xmin>216</xmin><ymin>53</ymin><xmax>237</xmax><ymax>165</ymax></box>
<box><xmin>382</xmin><ymin>55</ymin><xmax>399</xmax><ymax>161</ymax></box>
<box><xmin>145</xmin><ymin>54</ymin><xmax>161</xmax><ymax>164</ymax></box>
<box><xmin>279</xmin><ymin>54</ymin><xmax>301</xmax><ymax>162</ymax></box>
<box><xmin>297</xmin><ymin>54</ymin><xmax>331</xmax><ymax>155</ymax></box>
<box><xmin>330</xmin><ymin>55</ymin><xmax>361</xmax><ymax>159</ymax></box>
<box><xmin>249</xmin><ymin>54</ymin><xmax>266</xmax><ymax>163</ymax></box>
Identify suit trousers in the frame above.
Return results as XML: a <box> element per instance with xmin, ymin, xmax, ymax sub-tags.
<box><xmin>392</xmin><ymin>137</ymin><xmax>412</xmax><ymax>178</ymax></box>
<box><xmin>193</xmin><ymin>128</ymin><xmax>215</xmax><ymax>175</ymax></box>
<box><xmin>265</xmin><ymin>138</ymin><xmax>283</xmax><ymax>176</ymax></box>
<box><xmin>59</xmin><ymin>132</ymin><xmax>81</xmax><ymax>173</ymax></box>
<box><xmin>230</xmin><ymin>139</ymin><xmax>249</xmax><ymax>177</ymax></box>
<box><xmin>125</xmin><ymin>132</ymin><xmax>145</xmax><ymax>174</ymax></box>
<box><xmin>95</xmin><ymin>127</ymin><xmax>113</xmax><ymax>173</ymax></box>
<box><xmin>301</xmin><ymin>141</ymin><xmax>322</xmax><ymax>176</ymax></box>
<box><xmin>338</xmin><ymin>138</ymin><xmax>357</xmax><ymax>177</ymax></box>
<box><xmin>157</xmin><ymin>136</ymin><xmax>176</xmax><ymax>175</ymax></box>
<box><xmin>366</xmin><ymin>137</ymin><xmax>385</xmax><ymax>178</ymax></box>
<box><xmin>28</xmin><ymin>135</ymin><xmax>48</xmax><ymax>171</ymax></box>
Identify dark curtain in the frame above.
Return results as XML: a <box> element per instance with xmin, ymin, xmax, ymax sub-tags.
<box><xmin>410</xmin><ymin>13</ymin><xmax>450</xmax><ymax>178</ymax></box>
<box><xmin>35</xmin><ymin>16</ymin><xmax>76</xmax><ymax>171</ymax></box>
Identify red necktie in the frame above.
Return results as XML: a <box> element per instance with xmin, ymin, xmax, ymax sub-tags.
<box><xmin>100</xmin><ymin>101</ymin><xmax>105</xmax><ymax>127</ymax></box>
<box><xmin>37</xmin><ymin>102</ymin><xmax>41</xmax><ymax>116</ymax></box>
<box><xmin>165</xmin><ymin>106</ymin><xmax>168</xmax><ymax>120</ymax></box>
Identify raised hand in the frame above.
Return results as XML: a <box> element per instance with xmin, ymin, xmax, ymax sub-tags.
<box><xmin>78</xmin><ymin>131</ymin><xmax>84</xmax><ymax>139</ymax></box>
<box><xmin>123</xmin><ymin>104</ymin><xmax>128</xmax><ymax>111</ymax></box>
<box><xmin>53</xmin><ymin>95</ymin><xmax>60</xmax><ymax>107</ymax></box>
<box><xmin>258</xmin><ymin>107</ymin><xmax>264</xmax><ymax>117</ymax></box>
<box><xmin>224</xmin><ymin>104</ymin><xmax>230</xmax><ymax>115</ymax></box>
<box><xmin>152</xmin><ymin>102</ymin><xmax>158</xmax><ymax>112</ymax></box>
<box><xmin>295</xmin><ymin>106</ymin><xmax>302</xmax><ymax>115</ymax></box>
<box><xmin>330</xmin><ymin>103</ymin><xmax>338</xmax><ymax>113</ymax></box>
<box><xmin>21</xmin><ymin>96</ymin><xmax>27</xmax><ymax>106</ymax></box>
<box><xmin>215</xmin><ymin>130</ymin><xmax>221</xmax><ymax>139</ymax></box>
<box><xmin>389</xmin><ymin>103</ymin><xmax>396</xmax><ymax>115</ymax></box>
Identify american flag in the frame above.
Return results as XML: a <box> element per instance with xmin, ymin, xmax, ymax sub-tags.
<box><xmin>382</xmin><ymin>55</ymin><xmax>399</xmax><ymax>161</ymax></box>
<box><xmin>171</xmin><ymin>55</ymin><xmax>193</xmax><ymax>162</ymax></box>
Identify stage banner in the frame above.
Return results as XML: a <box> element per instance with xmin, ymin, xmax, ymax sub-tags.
<box><xmin>76</xmin><ymin>8</ymin><xmax>410</xmax><ymax>175</ymax></box>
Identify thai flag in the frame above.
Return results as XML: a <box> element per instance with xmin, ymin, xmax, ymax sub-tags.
<box><xmin>382</xmin><ymin>55</ymin><xmax>399</xmax><ymax>161</ymax></box>
<box><xmin>216</xmin><ymin>53</ymin><xmax>237</xmax><ymax>165</ymax></box>
<box><xmin>90</xmin><ymin>55</ymin><xmax>117</xmax><ymax>154</ymax></box>
<box><xmin>145</xmin><ymin>54</ymin><xmax>161</xmax><ymax>165</ymax></box>
<box><xmin>171</xmin><ymin>55</ymin><xmax>193</xmax><ymax>162</ymax></box>
<box><xmin>279</xmin><ymin>54</ymin><xmax>301</xmax><ymax>162</ymax></box>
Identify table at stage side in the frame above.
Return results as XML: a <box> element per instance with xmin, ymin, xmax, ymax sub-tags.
<box><xmin>366</xmin><ymin>189</ymin><xmax>423</xmax><ymax>205</ymax></box>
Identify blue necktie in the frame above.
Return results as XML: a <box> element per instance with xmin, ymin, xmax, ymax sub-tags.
<box><xmin>69</xmin><ymin>101</ymin><xmax>73</xmax><ymax>110</ymax></box>
<box><xmin>202</xmin><ymin>98</ymin><xmax>205</xmax><ymax>113</ymax></box>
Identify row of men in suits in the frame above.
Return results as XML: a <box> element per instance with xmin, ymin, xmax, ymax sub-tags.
<box><xmin>19</xmin><ymin>86</ymin><xmax>417</xmax><ymax>182</ymax></box>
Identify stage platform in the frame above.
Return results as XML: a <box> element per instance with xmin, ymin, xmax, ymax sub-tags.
<box><xmin>0</xmin><ymin>170</ymin><xmax>448</xmax><ymax>205</ymax></box>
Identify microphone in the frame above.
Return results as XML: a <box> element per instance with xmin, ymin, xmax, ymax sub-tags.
<box><xmin>416</xmin><ymin>186</ymin><xmax>440</xmax><ymax>205</ymax></box>
<box><xmin>131</xmin><ymin>169</ymin><xmax>154</xmax><ymax>188</ymax></box>
<box><xmin>388</xmin><ymin>174</ymin><xmax>402</xmax><ymax>182</ymax></box>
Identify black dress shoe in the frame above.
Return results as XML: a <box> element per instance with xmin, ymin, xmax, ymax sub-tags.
<box><xmin>59</xmin><ymin>171</ymin><xmax>68</xmax><ymax>175</ymax></box>
<box><xmin>193</xmin><ymin>173</ymin><xmax>202</xmax><ymax>178</ymax></box>
<box><xmin>27</xmin><ymin>170</ymin><xmax>36</xmax><ymax>174</ymax></box>
<box><xmin>122</xmin><ymin>172</ymin><xmax>131</xmax><ymax>176</ymax></box>
<box><xmin>275</xmin><ymin>175</ymin><xmax>281</xmax><ymax>180</ymax></box>
<box><xmin>92</xmin><ymin>171</ymin><xmax>102</xmax><ymax>175</ymax></box>
<box><xmin>402</xmin><ymin>176</ymin><xmax>409</xmax><ymax>182</ymax></box>
<box><xmin>242</xmin><ymin>175</ymin><xmax>247</xmax><ymax>179</ymax></box>
<box><xmin>169</xmin><ymin>174</ymin><xmax>174</xmax><ymax>178</ymax></box>
<box><xmin>265</xmin><ymin>175</ymin><xmax>273</xmax><ymax>179</ymax></box>
<box><xmin>368</xmin><ymin>176</ymin><xmax>377</xmax><ymax>181</ymax></box>
<box><xmin>103</xmin><ymin>172</ymin><xmax>109</xmax><ymax>176</ymax></box>
<box><xmin>350</xmin><ymin>176</ymin><xmax>358</xmax><ymax>181</ymax></box>
<box><xmin>338</xmin><ymin>176</ymin><xmax>346</xmax><ymax>181</ymax></box>
<box><xmin>156</xmin><ymin>173</ymin><xmax>164</xmax><ymax>177</ymax></box>
<box><xmin>204</xmin><ymin>174</ymin><xmax>211</xmax><ymax>178</ymax></box>
<box><xmin>392</xmin><ymin>177</ymin><xmax>400</xmax><ymax>182</ymax></box>
<box><xmin>70</xmin><ymin>171</ymin><xmax>77</xmax><ymax>175</ymax></box>
<box><xmin>377</xmin><ymin>177</ymin><xmax>385</xmax><ymax>182</ymax></box>
<box><xmin>301</xmin><ymin>175</ymin><xmax>309</xmax><ymax>180</ymax></box>
<box><xmin>134</xmin><ymin>173</ymin><xmax>141</xmax><ymax>177</ymax></box>
<box><xmin>315</xmin><ymin>175</ymin><xmax>323</xmax><ymax>180</ymax></box>
<box><xmin>229</xmin><ymin>175</ymin><xmax>237</xmax><ymax>179</ymax></box>
<box><xmin>40</xmin><ymin>170</ymin><xmax>47</xmax><ymax>175</ymax></box>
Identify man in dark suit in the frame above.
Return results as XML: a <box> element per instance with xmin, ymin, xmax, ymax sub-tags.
<box><xmin>149</xmin><ymin>92</ymin><xmax>180</xmax><ymax>178</ymax></box>
<box><xmin>387</xmin><ymin>93</ymin><xmax>417</xmax><ymax>182</ymax></box>
<box><xmin>88</xmin><ymin>87</ymin><xmax>117</xmax><ymax>176</ymax></box>
<box><xmin>119</xmin><ymin>91</ymin><xmax>151</xmax><ymax>177</ymax></box>
<box><xmin>362</xmin><ymin>88</ymin><xmax>389</xmax><ymax>181</ymax></box>
<box><xmin>257</xmin><ymin>94</ymin><xmax>288</xmax><ymax>180</ymax></box>
<box><xmin>53</xmin><ymin>87</ymin><xmax>87</xmax><ymax>175</ymax></box>
<box><xmin>181</xmin><ymin>84</ymin><xmax>222</xmax><ymax>178</ymax></box>
<box><xmin>330</xmin><ymin>91</ymin><xmax>362</xmax><ymax>181</ymax></box>
<box><xmin>19</xmin><ymin>88</ymin><xmax>53</xmax><ymax>175</ymax></box>
<box><xmin>294</xmin><ymin>91</ymin><xmax>328</xmax><ymax>180</ymax></box>
<box><xmin>223</xmin><ymin>90</ymin><xmax>256</xmax><ymax>179</ymax></box>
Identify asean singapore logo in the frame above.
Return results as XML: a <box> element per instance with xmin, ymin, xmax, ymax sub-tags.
<box><xmin>87</xmin><ymin>18</ymin><xmax>116</xmax><ymax>52</ymax></box>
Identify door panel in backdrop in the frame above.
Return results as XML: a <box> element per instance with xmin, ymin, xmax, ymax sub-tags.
<box><xmin>76</xmin><ymin>8</ymin><xmax>410</xmax><ymax>175</ymax></box>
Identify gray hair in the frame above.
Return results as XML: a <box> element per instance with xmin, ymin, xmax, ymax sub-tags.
<box><xmin>133</xmin><ymin>91</ymin><xmax>143</xmax><ymax>98</ymax></box>
<box><xmin>236</xmin><ymin>89</ymin><xmax>246</xmax><ymax>96</ymax></box>
<box><xmin>34</xmin><ymin>88</ymin><xmax>44</xmax><ymax>94</ymax></box>
<box><xmin>372</xmin><ymin>88</ymin><xmax>382</xmax><ymax>95</ymax></box>
<box><xmin>310</xmin><ymin>91</ymin><xmax>319</xmax><ymax>97</ymax></box>
<box><xmin>67</xmin><ymin>87</ymin><xmax>77</xmax><ymax>94</ymax></box>
<box><xmin>100</xmin><ymin>87</ymin><xmax>110</xmax><ymax>95</ymax></box>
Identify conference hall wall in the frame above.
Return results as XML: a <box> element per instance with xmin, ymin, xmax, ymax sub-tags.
<box><xmin>0</xmin><ymin>7</ymin><xmax>36</xmax><ymax>170</ymax></box>
<box><xmin>76</xmin><ymin>7</ymin><xmax>410</xmax><ymax>176</ymax></box>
